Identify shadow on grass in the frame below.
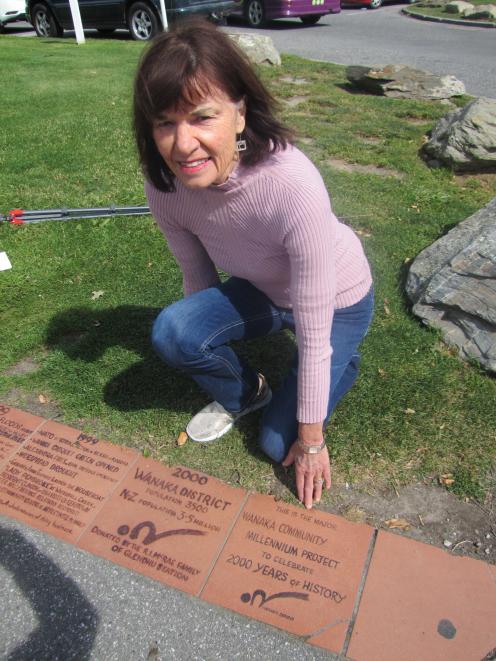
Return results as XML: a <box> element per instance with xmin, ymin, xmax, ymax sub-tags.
<box><xmin>45</xmin><ymin>305</ymin><xmax>198</xmax><ymax>413</ymax></box>
<box><xmin>334</xmin><ymin>82</ymin><xmax>373</xmax><ymax>96</ymax></box>
<box><xmin>0</xmin><ymin>525</ymin><xmax>98</xmax><ymax>660</ymax></box>
<box><xmin>45</xmin><ymin>304</ymin><xmax>298</xmax><ymax>416</ymax></box>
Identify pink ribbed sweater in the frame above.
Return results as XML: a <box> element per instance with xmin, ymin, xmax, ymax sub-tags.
<box><xmin>146</xmin><ymin>145</ymin><xmax>372</xmax><ymax>423</ymax></box>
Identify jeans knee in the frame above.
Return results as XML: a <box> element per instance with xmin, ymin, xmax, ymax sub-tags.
<box><xmin>258</xmin><ymin>427</ymin><xmax>288</xmax><ymax>464</ymax></box>
<box><xmin>151</xmin><ymin>306</ymin><xmax>197</xmax><ymax>368</ymax></box>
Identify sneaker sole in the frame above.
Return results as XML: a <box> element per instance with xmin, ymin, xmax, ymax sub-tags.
<box><xmin>186</xmin><ymin>386</ymin><xmax>272</xmax><ymax>444</ymax></box>
<box><xmin>186</xmin><ymin>419</ymin><xmax>234</xmax><ymax>443</ymax></box>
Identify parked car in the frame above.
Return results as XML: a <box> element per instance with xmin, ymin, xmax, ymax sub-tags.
<box><xmin>0</xmin><ymin>0</ymin><xmax>26</xmax><ymax>27</ymax></box>
<box><xmin>26</xmin><ymin>0</ymin><xmax>241</xmax><ymax>40</ymax></box>
<box><xmin>232</xmin><ymin>0</ymin><xmax>340</xmax><ymax>27</ymax></box>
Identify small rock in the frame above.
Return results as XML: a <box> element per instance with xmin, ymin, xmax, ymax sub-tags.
<box><xmin>227</xmin><ymin>33</ymin><xmax>281</xmax><ymax>66</ymax></box>
<box><xmin>443</xmin><ymin>540</ymin><xmax>453</xmax><ymax>548</ymax></box>
<box><xmin>485</xmin><ymin>548</ymin><xmax>491</xmax><ymax>555</ymax></box>
<box><xmin>463</xmin><ymin>3</ymin><xmax>496</xmax><ymax>18</ymax></box>
<box><xmin>486</xmin><ymin>533</ymin><xmax>492</xmax><ymax>539</ymax></box>
<box><xmin>445</xmin><ymin>0</ymin><xmax>474</xmax><ymax>12</ymax></box>
<box><xmin>475</xmin><ymin>541</ymin><xmax>483</xmax><ymax>548</ymax></box>
<box><xmin>415</xmin><ymin>0</ymin><xmax>449</xmax><ymax>5</ymax></box>
<box><xmin>346</xmin><ymin>64</ymin><xmax>465</xmax><ymax>100</ymax></box>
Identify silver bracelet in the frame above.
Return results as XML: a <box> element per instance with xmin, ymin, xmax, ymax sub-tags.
<box><xmin>297</xmin><ymin>438</ymin><xmax>326</xmax><ymax>454</ymax></box>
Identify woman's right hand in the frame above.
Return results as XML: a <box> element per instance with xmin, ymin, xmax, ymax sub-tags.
<box><xmin>282</xmin><ymin>441</ymin><xmax>331</xmax><ymax>509</ymax></box>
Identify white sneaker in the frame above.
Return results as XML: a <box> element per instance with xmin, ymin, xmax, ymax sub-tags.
<box><xmin>186</xmin><ymin>375</ymin><xmax>272</xmax><ymax>443</ymax></box>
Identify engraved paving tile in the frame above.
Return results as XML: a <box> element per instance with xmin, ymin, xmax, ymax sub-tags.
<box><xmin>78</xmin><ymin>459</ymin><xmax>247</xmax><ymax>596</ymax></box>
<box><xmin>0</xmin><ymin>419</ymin><xmax>139</xmax><ymax>543</ymax></box>
<box><xmin>0</xmin><ymin>405</ymin><xmax>46</xmax><ymax>466</ymax></box>
<box><xmin>347</xmin><ymin>530</ymin><xmax>496</xmax><ymax>661</ymax></box>
<box><xmin>201</xmin><ymin>492</ymin><xmax>374</xmax><ymax>650</ymax></box>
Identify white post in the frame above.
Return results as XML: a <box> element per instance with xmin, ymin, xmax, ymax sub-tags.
<box><xmin>159</xmin><ymin>0</ymin><xmax>168</xmax><ymax>30</ymax></box>
<box><xmin>68</xmin><ymin>0</ymin><xmax>85</xmax><ymax>44</ymax></box>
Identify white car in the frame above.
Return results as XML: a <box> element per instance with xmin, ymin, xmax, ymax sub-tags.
<box><xmin>0</xmin><ymin>0</ymin><xmax>26</xmax><ymax>27</ymax></box>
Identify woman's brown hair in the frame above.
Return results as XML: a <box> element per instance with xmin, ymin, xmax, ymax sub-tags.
<box><xmin>133</xmin><ymin>19</ymin><xmax>292</xmax><ymax>192</ymax></box>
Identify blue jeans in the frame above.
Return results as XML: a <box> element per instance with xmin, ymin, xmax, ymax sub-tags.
<box><xmin>151</xmin><ymin>277</ymin><xmax>374</xmax><ymax>463</ymax></box>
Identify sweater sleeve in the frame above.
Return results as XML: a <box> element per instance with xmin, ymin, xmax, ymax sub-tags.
<box><xmin>278</xmin><ymin>181</ymin><xmax>336</xmax><ymax>424</ymax></box>
<box><xmin>145</xmin><ymin>181</ymin><xmax>220</xmax><ymax>296</ymax></box>
<box><xmin>159</xmin><ymin>224</ymin><xmax>220</xmax><ymax>296</ymax></box>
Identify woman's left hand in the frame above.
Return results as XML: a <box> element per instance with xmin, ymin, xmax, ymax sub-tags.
<box><xmin>282</xmin><ymin>440</ymin><xmax>331</xmax><ymax>510</ymax></box>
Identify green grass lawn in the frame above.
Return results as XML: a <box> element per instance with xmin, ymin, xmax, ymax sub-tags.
<box><xmin>1</xmin><ymin>36</ymin><xmax>495</xmax><ymax>505</ymax></box>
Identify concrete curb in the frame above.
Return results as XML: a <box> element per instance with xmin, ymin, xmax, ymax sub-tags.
<box><xmin>402</xmin><ymin>6</ymin><xmax>496</xmax><ymax>27</ymax></box>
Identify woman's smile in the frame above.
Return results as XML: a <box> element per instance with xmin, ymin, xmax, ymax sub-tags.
<box><xmin>179</xmin><ymin>158</ymin><xmax>211</xmax><ymax>173</ymax></box>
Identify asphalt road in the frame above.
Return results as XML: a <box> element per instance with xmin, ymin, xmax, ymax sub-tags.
<box><xmin>226</xmin><ymin>5</ymin><xmax>496</xmax><ymax>99</ymax></box>
<box><xmin>5</xmin><ymin>6</ymin><xmax>496</xmax><ymax>99</ymax></box>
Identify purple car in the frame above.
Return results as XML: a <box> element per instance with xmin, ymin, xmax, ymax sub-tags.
<box><xmin>234</xmin><ymin>0</ymin><xmax>341</xmax><ymax>27</ymax></box>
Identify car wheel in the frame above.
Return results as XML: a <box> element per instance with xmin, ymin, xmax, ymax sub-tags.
<box><xmin>32</xmin><ymin>3</ymin><xmax>63</xmax><ymax>37</ymax></box>
<box><xmin>300</xmin><ymin>14</ymin><xmax>323</xmax><ymax>24</ymax></box>
<box><xmin>128</xmin><ymin>2</ymin><xmax>159</xmax><ymax>41</ymax></box>
<box><xmin>368</xmin><ymin>0</ymin><xmax>382</xmax><ymax>7</ymax></box>
<box><xmin>245</xmin><ymin>0</ymin><xmax>266</xmax><ymax>27</ymax></box>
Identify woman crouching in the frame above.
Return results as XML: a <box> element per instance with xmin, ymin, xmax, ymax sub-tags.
<box><xmin>133</xmin><ymin>20</ymin><xmax>373</xmax><ymax>510</ymax></box>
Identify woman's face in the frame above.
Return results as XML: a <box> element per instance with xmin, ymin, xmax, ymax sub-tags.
<box><xmin>152</xmin><ymin>87</ymin><xmax>246</xmax><ymax>189</ymax></box>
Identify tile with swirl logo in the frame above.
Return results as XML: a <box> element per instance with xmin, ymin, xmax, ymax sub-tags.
<box><xmin>78</xmin><ymin>459</ymin><xmax>248</xmax><ymax>595</ymax></box>
<box><xmin>201</xmin><ymin>492</ymin><xmax>373</xmax><ymax>651</ymax></box>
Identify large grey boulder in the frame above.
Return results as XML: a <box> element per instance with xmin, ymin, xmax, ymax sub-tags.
<box><xmin>423</xmin><ymin>97</ymin><xmax>496</xmax><ymax>172</ymax></box>
<box><xmin>346</xmin><ymin>64</ymin><xmax>465</xmax><ymax>100</ymax></box>
<box><xmin>227</xmin><ymin>33</ymin><xmax>281</xmax><ymax>66</ymax></box>
<box><xmin>406</xmin><ymin>198</ymin><xmax>496</xmax><ymax>372</ymax></box>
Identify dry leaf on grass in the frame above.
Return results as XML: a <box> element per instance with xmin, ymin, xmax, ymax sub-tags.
<box><xmin>91</xmin><ymin>290</ymin><xmax>105</xmax><ymax>300</ymax></box>
<box><xmin>439</xmin><ymin>473</ymin><xmax>455</xmax><ymax>486</ymax></box>
<box><xmin>38</xmin><ymin>394</ymin><xmax>48</xmax><ymax>404</ymax></box>
<box><xmin>404</xmin><ymin>408</ymin><xmax>416</xmax><ymax>414</ymax></box>
<box><xmin>176</xmin><ymin>431</ymin><xmax>188</xmax><ymax>447</ymax></box>
<box><xmin>384</xmin><ymin>517</ymin><xmax>411</xmax><ymax>531</ymax></box>
<box><xmin>378</xmin><ymin>368</ymin><xmax>386</xmax><ymax>377</ymax></box>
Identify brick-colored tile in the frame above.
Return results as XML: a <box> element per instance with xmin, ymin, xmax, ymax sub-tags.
<box><xmin>78</xmin><ymin>459</ymin><xmax>247</xmax><ymax>595</ymax></box>
<box><xmin>0</xmin><ymin>419</ymin><xmax>138</xmax><ymax>542</ymax></box>
<box><xmin>347</xmin><ymin>530</ymin><xmax>496</xmax><ymax>661</ymax></box>
<box><xmin>201</xmin><ymin>492</ymin><xmax>374</xmax><ymax>650</ymax></box>
<box><xmin>0</xmin><ymin>405</ymin><xmax>46</xmax><ymax>466</ymax></box>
